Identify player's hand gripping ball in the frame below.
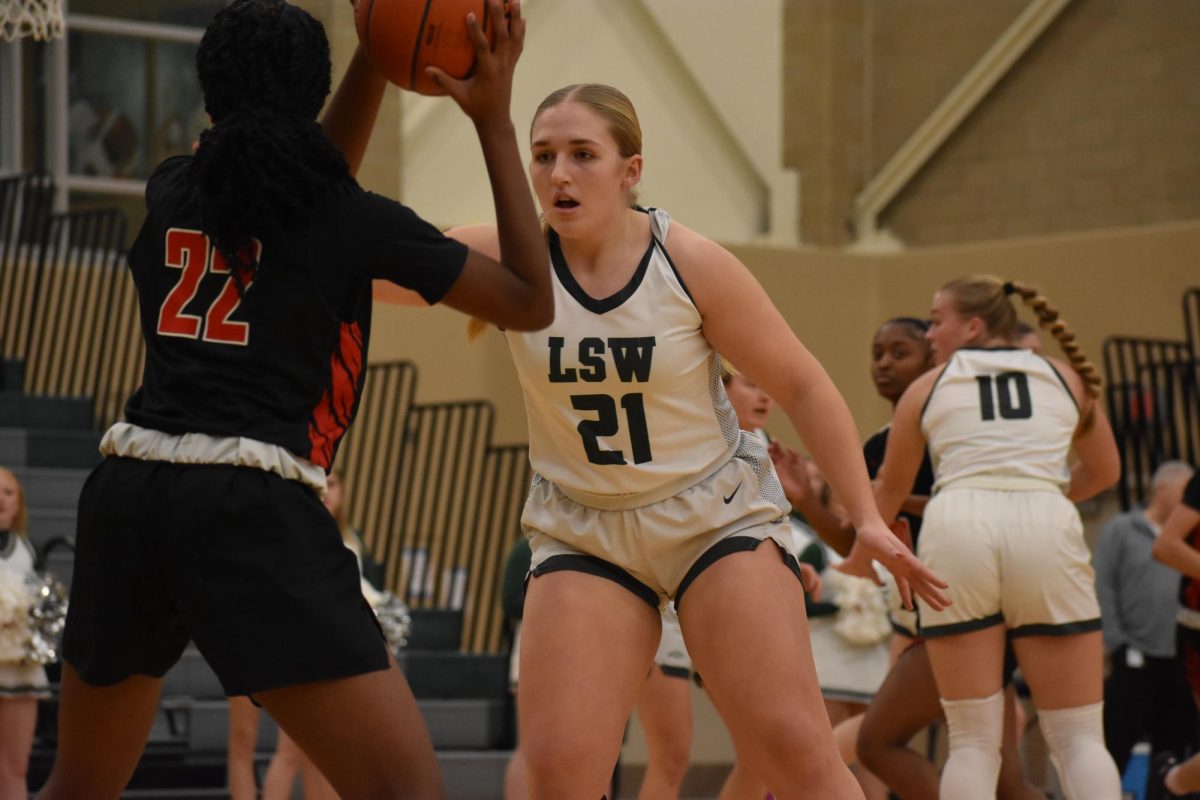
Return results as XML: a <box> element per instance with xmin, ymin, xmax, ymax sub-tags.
<box><xmin>355</xmin><ymin>0</ymin><xmax>498</xmax><ymax>95</ymax></box>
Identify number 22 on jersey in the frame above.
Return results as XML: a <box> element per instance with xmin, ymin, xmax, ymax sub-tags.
<box><xmin>156</xmin><ymin>228</ymin><xmax>261</xmax><ymax>346</ymax></box>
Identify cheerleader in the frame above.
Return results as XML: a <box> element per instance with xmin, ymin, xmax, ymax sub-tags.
<box><xmin>0</xmin><ymin>467</ymin><xmax>49</xmax><ymax>798</ymax></box>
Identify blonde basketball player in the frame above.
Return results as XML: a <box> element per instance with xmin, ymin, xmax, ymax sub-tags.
<box><xmin>388</xmin><ymin>83</ymin><xmax>949</xmax><ymax>799</ymax></box>
<box><xmin>871</xmin><ymin>276</ymin><xmax>1121</xmax><ymax>800</ymax></box>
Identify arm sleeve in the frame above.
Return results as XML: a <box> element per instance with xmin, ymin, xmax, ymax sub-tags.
<box><xmin>345</xmin><ymin>191</ymin><xmax>468</xmax><ymax>305</ymax></box>
<box><xmin>1092</xmin><ymin>519</ymin><xmax>1126</xmax><ymax>654</ymax></box>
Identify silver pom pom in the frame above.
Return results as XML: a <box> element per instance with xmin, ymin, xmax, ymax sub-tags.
<box><xmin>373</xmin><ymin>593</ymin><xmax>412</xmax><ymax>654</ymax></box>
<box><xmin>23</xmin><ymin>573</ymin><xmax>68</xmax><ymax>665</ymax></box>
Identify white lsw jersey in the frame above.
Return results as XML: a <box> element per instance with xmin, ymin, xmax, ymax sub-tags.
<box><xmin>922</xmin><ymin>347</ymin><xmax>1079</xmax><ymax>491</ymax></box>
<box><xmin>506</xmin><ymin>208</ymin><xmax>741</xmax><ymax>507</ymax></box>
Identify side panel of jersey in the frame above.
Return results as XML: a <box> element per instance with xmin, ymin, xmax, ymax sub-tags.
<box><xmin>506</xmin><ymin>209</ymin><xmax>737</xmax><ymax>501</ymax></box>
<box><xmin>922</xmin><ymin>348</ymin><xmax>1079</xmax><ymax>490</ymax></box>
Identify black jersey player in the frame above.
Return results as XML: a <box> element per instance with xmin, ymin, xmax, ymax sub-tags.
<box><xmin>37</xmin><ymin>2</ymin><xmax>547</xmax><ymax>799</ymax></box>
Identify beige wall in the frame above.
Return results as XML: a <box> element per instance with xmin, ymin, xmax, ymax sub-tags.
<box><xmin>786</xmin><ymin>0</ymin><xmax>1200</xmax><ymax>247</ymax></box>
<box><xmin>883</xmin><ymin>0</ymin><xmax>1200</xmax><ymax>246</ymax></box>
<box><xmin>754</xmin><ymin>220</ymin><xmax>1200</xmax><ymax>447</ymax></box>
<box><xmin>869</xmin><ymin>0</ymin><xmax>1027</xmax><ymax>176</ymax></box>
<box><xmin>373</xmin><ymin>221</ymin><xmax>1200</xmax><ymax>455</ymax></box>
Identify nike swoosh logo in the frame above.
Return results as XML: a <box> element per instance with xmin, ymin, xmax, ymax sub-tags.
<box><xmin>723</xmin><ymin>483</ymin><xmax>742</xmax><ymax>504</ymax></box>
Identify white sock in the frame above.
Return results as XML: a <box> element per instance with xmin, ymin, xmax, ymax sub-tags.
<box><xmin>939</xmin><ymin>691</ymin><xmax>1004</xmax><ymax>800</ymax></box>
<box><xmin>1037</xmin><ymin>702</ymin><xmax>1121</xmax><ymax>800</ymax></box>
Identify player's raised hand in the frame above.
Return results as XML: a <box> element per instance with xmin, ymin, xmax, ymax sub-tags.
<box><xmin>428</xmin><ymin>0</ymin><xmax>523</xmax><ymax>127</ymax></box>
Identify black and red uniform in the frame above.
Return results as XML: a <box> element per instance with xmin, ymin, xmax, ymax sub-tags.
<box><xmin>1174</xmin><ymin>472</ymin><xmax>1200</xmax><ymax>695</ymax></box>
<box><xmin>62</xmin><ymin>156</ymin><xmax>467</xmax><ymax>696</ymax></box>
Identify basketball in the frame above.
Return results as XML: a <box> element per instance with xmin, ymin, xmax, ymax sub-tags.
<box><xmin>355</xmin><ymin>0</ymin><xmax>494</xmax><ymax>96</ymax></box>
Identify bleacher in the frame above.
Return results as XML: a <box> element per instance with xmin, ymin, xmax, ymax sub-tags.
<box><xmin>1</xmin><ymin>172</ymin><xmax>527</xmax><ymax>799</ymax></box>
<box><xmin>1102</xmin><ymin>287</ymin><xmax>1200</xmax><ymax>509</ymax></box>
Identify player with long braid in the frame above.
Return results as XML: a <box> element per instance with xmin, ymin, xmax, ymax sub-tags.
<box><xmin>872</xmin><ymin>276</ymin><xmax>1121</xmax><ymax>799</ymax></box>
<box><xmin>37</xmin><ymin>2</ymin><xmax>547</xmax><ymax>798</ymax></box>
<box><xmin>850</xmin><ymin>318</ymin><xmax>1042</xmax><ymax>800</ymax></box>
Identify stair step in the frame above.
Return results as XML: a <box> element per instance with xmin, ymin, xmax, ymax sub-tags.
<box><xmin>0</xmin><ymin>426</ymin><xmax>102</xmax><ymax>468</ymax></box>
<box><xmin>26</xmin><ymin>507</ymin><xmax>77</xmax><ymax>547</ymax></box>
<box><xmin>0</xmin><ymin>359</ymin><xmax>23</xmax><ymax>390</ymax></box>
<box><xmin>43</xmin><ymin>548</ymin><xmax>74</xmax><ymax>590</ymax></box>
<box><xmin>400</xmin><ymin>652</ymin><xmax>509</xmax><ymax>700</ymax></box>
<box><xmin>10</xmin><ymin>466</ymin><xmax>91</xmax><ymax>510</ymax></box>
<box><xmin>421</xmin><ymin>698</ymin><xmax>510</xmax><ymax>750</ymax></box>
<box><xmin>0</xmin><ymin>391</ymin><xmax>93</xmax><ymax>430</ymax></box>
<box><xmin>438</xmin><ymin>750</ymin><xmax>513</xmax><ymax>800</ymax></box>
<box><xmin>182</xmin><ymin>699</ymin><xmax>281</xmax><ymax>753</ymax></box>
<box><xmin>166</xmin><ymin>694</ymin><xmax>508</xmax><ymax>753</ymax></box>
<box><xmin>407</xmin><ymin>608</ymin><xmax>464</xmax><ymax>651</ymax></box>
<box><xmin>162</xmin><ymin>647</ymin><xmax>225</xmax><ymax>700</ymax></box>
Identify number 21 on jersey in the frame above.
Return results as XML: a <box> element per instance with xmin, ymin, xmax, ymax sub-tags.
<box><xmin>156</xmin><ymin>228</ymin><xmax>261</xmax><ymax>346</ymax></box>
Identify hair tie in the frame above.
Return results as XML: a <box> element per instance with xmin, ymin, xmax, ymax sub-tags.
<box><xmin>1002</xmin><ymin>281</ymin><xmax>1016</xmax><ymax>296</ymax></box>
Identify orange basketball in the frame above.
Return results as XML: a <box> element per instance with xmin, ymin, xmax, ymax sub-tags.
<box><xmin>355</xmin><ymin>0</ymin><xmax>494</xmax><ymax>96</ymax></box>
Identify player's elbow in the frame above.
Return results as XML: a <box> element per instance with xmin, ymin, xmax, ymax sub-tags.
<box><xmin>501</xmin><ymin>295</ymin><xmax>554</xmax><ymax>332</ymax></box>
<box><xmin>1097</xmin><ymin>458</ymin><xmax>1121</xmax><ymax>492</ymax></box>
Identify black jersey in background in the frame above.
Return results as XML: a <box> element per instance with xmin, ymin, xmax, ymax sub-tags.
<box><xmin>1178</xmin><ymin>472</ymin><xmax>1200</xmax><ymax>612</ymax></box>
<box><xmin>123</xmin><ymin>155</ymin><xmax>467</xmax><ymax>470</ymax></box>
<box><xmin>862</xmin><ymin>426</ymin><xmax>935</xmax><ymax>545</ymax></box>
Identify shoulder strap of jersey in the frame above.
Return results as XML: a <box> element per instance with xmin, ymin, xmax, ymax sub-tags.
<box><xmin>647</xmin><ymin>207</ymin><xmax>672</xmax><ymax>243</ymax></box>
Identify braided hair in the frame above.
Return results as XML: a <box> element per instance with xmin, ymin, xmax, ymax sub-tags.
<box><xmin>191</xmin><ymin>0</ymin><xmax>350</xmax><ymax>282</ymax></box>
<box><xmin>941</xmin><ymin>275</ymin><xmax>1101</xmax><ymax>430</ymax></box>
<box><xmin>1004</xmin><ymin>280</ymin><xmax>1102</xmax><ymax>398</ymax></box>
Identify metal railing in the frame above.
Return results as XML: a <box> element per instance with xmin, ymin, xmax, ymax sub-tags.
<box><xmin>0</xmin><ymin>173</ymin><xmax>56</xmax><ymax>363</ymax></box>
<box><xmin>1</xmin><ymin>174</ymin><xmax>143</xmax><ymax>430</ymax></box>
<box><xmin>22</xmin><ymin>208</ymin><xmax>143</xmax><ymax>430</ymax></box>
<box><xmin>336</xmin><ymin>365</ymin><xmax>529</xmax><ymax>653</ymax></box>
<box><xmin>1103</xmin><ymin>329</ymin><xmax>1200</xmax><ymax>509</ymax></box>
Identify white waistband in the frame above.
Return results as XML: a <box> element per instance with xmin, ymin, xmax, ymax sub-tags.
<box><xmin>100</xmin><ymin>422</ymin><xmax>327</xmax><ymax>492</ymax></box>
<box><xmin>1178</xmin><ymin>606</ymin><xmax>1200</xmax><ymax>631</ymax></box>
<box><xmin>936</xmin><ymin>474</ymin><xmax>1065</xmax><ymax>494</ymax></box>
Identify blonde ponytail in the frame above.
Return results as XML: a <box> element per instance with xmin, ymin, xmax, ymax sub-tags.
<box><xmin>467</xmin><ymin>317</ymin><xmax>489</xmax><ymax>341</ymax></box>
<box><xmin>1005</xmin><ymin>281</ymin><xmax>1101</xmax><ymax>399</ymax></box>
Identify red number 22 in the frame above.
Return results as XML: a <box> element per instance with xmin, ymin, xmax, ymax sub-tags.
<box><xmin>156</xmin><ymin>228</ymin><xmax>261</xmax><ymax>346</ymax></box>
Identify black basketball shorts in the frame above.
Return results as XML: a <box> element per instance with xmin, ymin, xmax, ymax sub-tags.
<box><xmin>62</xmin><ymin>456</ymin><xmax>389</xmax><ymax>697</ymax></box>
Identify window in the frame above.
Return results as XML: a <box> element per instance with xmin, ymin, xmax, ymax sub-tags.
<box><xmin>1</xmin><ymin>2</ymin><xmax>225</xmax><ymax>244</ymax></box>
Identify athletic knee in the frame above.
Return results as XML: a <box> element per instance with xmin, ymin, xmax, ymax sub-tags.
<box><xmin>227</xmin><ymin>721</ymin><xmax>259</xmax><ymax>754</ymax></box>
<box><xmin>646</xmin><ymin>739</ymin><xmax>690</xmax><ymax>784</ymax></box>
<box><xmin>1037</xmin><ymin>702</ymin><xmax>1105</xmax><ymax>754</ymax></box>
<box><xmin>940</xmin><ymin>691</ymin><xmax>1005</xmax><ymax>799</ymax></box>
<box><xmin>854</xmin><ymin>723</ymin><xmax>889</xmax><ymax>775</ymax></box>
<box><xmin>942</xmin><ymin>691</ymin><xmax>1005</xmax><ymax>751</ymax></box>
<box><xmin>521</xmin><ymin>735</ymin><xmax>612</xmax><ymax>796</ymax></box>
<box><xmin>1037</xmin><ymin>702</ymin><xmax>1120</xmax><ymax>800</ymax></box>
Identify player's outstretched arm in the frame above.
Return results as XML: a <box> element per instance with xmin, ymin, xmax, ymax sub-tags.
<box><xmin>667</xmin><ymin>223</ymin><xmax>949</xmax><ymax>611</ymax></box>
